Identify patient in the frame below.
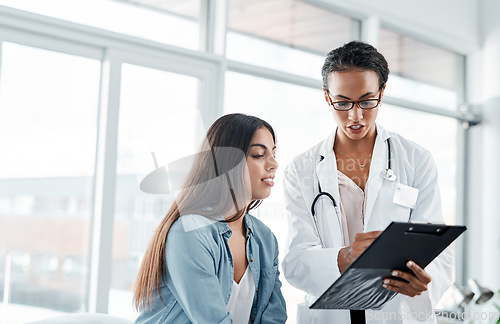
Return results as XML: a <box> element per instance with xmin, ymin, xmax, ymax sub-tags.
<box><xmin>133</xmin><ymin>113</ymin><xmax>287</xmax><ymax>323</ymax></box>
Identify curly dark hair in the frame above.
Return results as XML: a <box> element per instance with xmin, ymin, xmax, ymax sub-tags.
<box><xmin>321</xmin><ymin>41</ymin><xmax>390</xmax><ymax>89</ymax></box>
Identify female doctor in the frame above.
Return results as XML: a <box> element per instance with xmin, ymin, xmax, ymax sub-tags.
<box><xmin>282</xmin><ymin>41</ymin><xmax>452</xmax><ymax>323</ymax></box>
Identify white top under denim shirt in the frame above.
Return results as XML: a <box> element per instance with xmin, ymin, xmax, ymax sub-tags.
<box><xmin>227</xmin><ymin>265</ymin><xmax>255</xmax><ymax>323</ymax></box>
<box><xmin>135</xmin><ymin>213</ymin><xmax>287</xmax><ymax>324</ymax></box>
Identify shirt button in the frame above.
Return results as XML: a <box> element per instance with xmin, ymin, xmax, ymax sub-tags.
<box><xmin>255</xmin><ymin>288</ymin><xmax>258</xmax><ymax>292</ymax></box>
<box><xmin>251</xmin><ymin>318</ymin><xmax>255</xmax><ymax>322</ymax></box>
<box><xmin>250</xmin><ymin>258</ymin><xmax>254</xmax><ymax>262</ymax></box>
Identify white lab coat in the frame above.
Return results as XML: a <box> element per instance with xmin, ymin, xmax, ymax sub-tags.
<box><xmin>282</xmin><ymin>124</ymin><xmax>452</xmax><ymax>324</ymax></box>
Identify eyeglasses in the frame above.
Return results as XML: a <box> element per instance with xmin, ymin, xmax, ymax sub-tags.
<box><xmin>327</xmin><ymin>90</ymin><xmax>382</xmax><ymax>111</ymax></box>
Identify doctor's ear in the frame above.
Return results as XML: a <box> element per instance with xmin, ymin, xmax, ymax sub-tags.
<box><xmin>380</xmin><ymin>83</ymin><xmax>387</xmax><ymax>96</ymax></box>
<box><xmin>323</xmin><ymin>88</ymin><xmax>333</xmax><ymax>106</ymax></box>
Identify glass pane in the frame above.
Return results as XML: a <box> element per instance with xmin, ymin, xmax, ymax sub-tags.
<box><xmin>0</xmin><ymin>42</ymin><xmax>100</xmax><ymax>323</ymax></box>
<box><xmin>0</xmin><ymin>0</ymin><xmax>201</xmax><ymax>50</ymax></box>
<box><xmin>379</xmin><ymin>28</ymin><xmax>462</xmax><ymax>110</ymax></box>
<box><xmin>227</xmin><ymin>0</ymin><xmax>355</xmax><ymax>78</ymax></box>
<box><xmin>377</xmin><ymin>104</ymin><xmax>458</xmax><ymax>225</ymax></box>
<box><xmin>109</xmin><ymin>64</ymin><xmax>201</xmax><ymax>320</ymax></box>
<box><xmin>224</xmin><ymin>71</ymin><xmax>332</xmax><ymax>323</ymax></box>
<box><xmin>385</xmin><ymin>74</ymin><xmax>458</xmax><ymax>110</ymax></box>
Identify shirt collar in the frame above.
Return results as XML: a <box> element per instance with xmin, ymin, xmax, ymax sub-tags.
<box><xmin>244</xmin><ymin>213</ymin><xmax>254</xmax><ymax>237</ymax></box>
<box><xmin>213</xmin><ymin>213</ymin><xmax>253</xmax><ymax>236</ymax></box>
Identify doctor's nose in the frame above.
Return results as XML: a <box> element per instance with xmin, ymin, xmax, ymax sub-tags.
<box><xmin>348</xmin><ymin>106</ymin><xmax>363</xmax><ymax>122</ymax></box>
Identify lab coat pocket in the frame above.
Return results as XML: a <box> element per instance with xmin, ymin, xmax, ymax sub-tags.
<box><xmin>296</xmin><ymin>302</ymin><xmax>318</xmax><ymax>324</ymax></box>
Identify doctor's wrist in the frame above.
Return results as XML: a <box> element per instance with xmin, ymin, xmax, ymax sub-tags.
<box><xmin>337</xmin><ymin>247</ymin><xmax>354</xmax><ymax>274</ymax></box>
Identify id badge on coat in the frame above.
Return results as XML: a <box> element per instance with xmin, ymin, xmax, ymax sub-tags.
<box><xmin>393</xmin><ymin>183</ymin><xmax>419</xmax><ymax>209</ymax></box>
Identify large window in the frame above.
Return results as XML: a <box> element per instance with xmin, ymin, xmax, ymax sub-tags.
<box><xmin>0</xmin><ymin>42</ymin><xmax>101</xmax><ymax>323</ymax></box>
<box><xmin>109</xmin><ymin>63</ymin><xmax>202</xmax><ymax>320</ymax></box>
<box><xmin>0</xmin><ymin>0</ymin><xmax>202</xmax><ymax>50</ymax></box>
<box><xmin>227</xmin><ymin>0</ymin><xmax>357</xmax><ymax>78</ymax></box>
<box><xmin>379</xmin><ymin>28</ymin><xmax>464</xmax><ymax>110</ymax></box>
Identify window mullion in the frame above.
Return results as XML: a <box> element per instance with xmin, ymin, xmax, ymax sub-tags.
<box><xmin>88</xmin><ymin>49</ymin><xmax>122</xmax><ymax>313</ymax></box>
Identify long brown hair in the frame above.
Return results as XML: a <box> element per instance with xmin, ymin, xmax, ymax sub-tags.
<box><xmin>133</xmin><ymin>113</ymin><xmax>275</xmax><ymax>310</ymax></box>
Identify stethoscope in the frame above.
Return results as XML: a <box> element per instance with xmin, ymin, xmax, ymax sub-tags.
<box><xmin>310</xmin><ymin>138</ymin><xmax>396</xmax><ymax>247</ymax></box>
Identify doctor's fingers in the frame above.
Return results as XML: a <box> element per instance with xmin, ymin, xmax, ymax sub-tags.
<box><xmin>389</xmin><ymin>270</ymin><xmax>429</xmax><ymax>292</ymax></box>
<box><xmin>382</xmin><ymin>275</ymin><xmax>428</xmax><ymax>297</ymax></box>
<box><xmin>382</xmin><ymin>280</ymin><xmax>425</xmax><ymax>297</ymax></box>
<box><xmin>406</xmin><ymin>261</ymin><xmax>432</xmax><ymax>284</ymax></box>
<box><xmin>353</xmin><ymin>231</ymin><xmax>382</xmax><ymax>242</ymax></box>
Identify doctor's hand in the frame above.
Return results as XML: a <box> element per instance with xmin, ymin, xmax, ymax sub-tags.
<box><xmin>383</xmin><ymin>261</ymin><xmax>432</xmax><ymax>297</ymax></box>
<box><xmin>337</xmin><ymin>231</ymin><xmax>382</xmax><ymax>273</ymax></box>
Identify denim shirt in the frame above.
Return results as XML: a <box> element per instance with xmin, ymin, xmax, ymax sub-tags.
<box><xmin>135</xmin><ymin>213</ymin><xmax>287</xmax><ymax>324</ymax></box>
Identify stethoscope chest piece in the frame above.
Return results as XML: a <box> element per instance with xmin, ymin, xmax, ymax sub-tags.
<box><xmin>382</xmin><ymin>168</ymin><xmax>397</xmax><ymax>182</ymax></box>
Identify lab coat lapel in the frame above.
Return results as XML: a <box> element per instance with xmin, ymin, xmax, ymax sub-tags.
<box><xmin>364</xmin><ymin>124</ymin><xmax>391</xmax><ymax>228</ymax></box>
<box><xmin>316</xmin><ymin>132</ymin><xmax>343</xmax><ymax>246</ymax></box>
<box><xmin>316</xmin><ymin>155</ymin><xmax>340</xmax><ymax>210</ymax></box>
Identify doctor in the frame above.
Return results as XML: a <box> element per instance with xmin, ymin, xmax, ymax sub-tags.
<box><xmin>282</xmin><ymin>41</ymin><xmax>452</xmax><ymax>323</ymax></box>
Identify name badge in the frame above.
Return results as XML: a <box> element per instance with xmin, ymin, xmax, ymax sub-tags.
<box><xmin>393</xmin><ymin>183</ymin><xmax>419</xmax><ymax>209</ymax></box>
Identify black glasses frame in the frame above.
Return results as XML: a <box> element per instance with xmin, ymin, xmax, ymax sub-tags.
<box><xmin>326</xmin><ymin>90</ymin><xmax>382</xmax><ymax>111</ymax></box>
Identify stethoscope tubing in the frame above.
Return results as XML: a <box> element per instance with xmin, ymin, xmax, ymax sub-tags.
<box><xmin>310</xmin><ymin>138</ymin><xmax>396</xmax><ymax>247</ymax></box>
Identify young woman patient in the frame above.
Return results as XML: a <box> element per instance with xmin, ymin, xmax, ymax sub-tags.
<box><xmin>133</xmin><ymin>113</ymin><xmax>287</xmax><ymax>324</ymax></box>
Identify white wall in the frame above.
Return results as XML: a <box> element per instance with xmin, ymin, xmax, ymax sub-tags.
<box><xmin>463</xmin><ymin>0</ymin><xmax>500</xmax><ymax>295</ymax></box>
<box><xmin>474</xmin><ymin>0</ymin><xmax>500</xmax><ymax>292</ymax></box>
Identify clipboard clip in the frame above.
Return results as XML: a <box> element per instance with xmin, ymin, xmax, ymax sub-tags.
<box><xmin>405</xmin><ymin>225</ymin><xmax>448</xmax><ymax>236</ymax></box>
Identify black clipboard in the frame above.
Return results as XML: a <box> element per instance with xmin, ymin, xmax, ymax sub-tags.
<box><xmin>310</xmin><ymin>222</ymin><xmax>466</xmax><ymax>310</ymax></box>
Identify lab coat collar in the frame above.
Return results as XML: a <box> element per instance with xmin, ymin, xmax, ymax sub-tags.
<box><xmin>318</xmin><ymin>130</ymin><xmax>337</xmax><ymax>159</ymax></box>
<box><xmin>375</xmin><ymin>123</ymin><xmax>391</xmax><ymax>143</ymax></box>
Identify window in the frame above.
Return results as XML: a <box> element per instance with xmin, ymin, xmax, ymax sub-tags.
<box><xmin>0</xmin><ymin>0</ymin><xmax>202</xmax><ymax>50</ymax></box>
<box><xmin>109</xmin><ymin>63</ymin><xmax>201</xmax><ymax>320</ymax></box>
<box><xmin>0</xmin><ymin>42</ymin><xmax>101</xmax><ymax>323</ymax></box>
<box><xmin>227</xmin><ymin>0</ymin><xmax>357</xmax><ymax>78</ymax></box>
<box><xmin>379</xmin><ymin>28</ymin><xmax>464</xmax><ymax>110</ymax></box>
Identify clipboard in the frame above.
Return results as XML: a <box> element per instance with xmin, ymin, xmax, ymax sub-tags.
<box><xmin>310</xmin><ymin>222</ymin><xmax>466</xmax><ymax>310</ymax></box>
